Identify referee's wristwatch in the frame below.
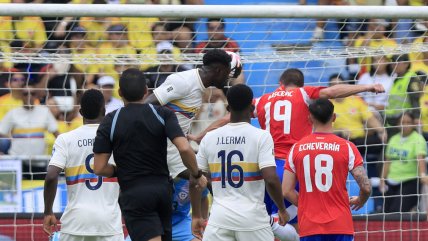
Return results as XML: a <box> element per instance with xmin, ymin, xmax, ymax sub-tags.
<box><xmin>192</xmin><ymin>169</ymin><xmax>203</xmax><ymax>179</ymax></box>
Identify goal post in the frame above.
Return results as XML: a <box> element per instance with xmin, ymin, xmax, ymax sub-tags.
<box><xmin>0</xmin><ymin>3</ymin><xmax>428</xmax><ymax>241</ymax></box>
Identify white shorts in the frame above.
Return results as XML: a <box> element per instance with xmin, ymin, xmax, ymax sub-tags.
<box><xmin>60</xmin><ymin>233</ymin><xmax>124</xmax><ymax>241</ymax></box>
<box><xmin>167</xmin><ymin>140</ymin><xmax>187</xmax><ymax>178</ymax></box>
<box><xmin>202</xmin><ymin>225</ymin><xmax>274</xmax><ymax>241</ymax></box>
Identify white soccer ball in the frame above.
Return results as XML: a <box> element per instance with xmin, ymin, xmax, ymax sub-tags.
<box><xmin>227</xmin><ymin>51</ymin><xmax>242</xmax><ymax>79</ymax></box>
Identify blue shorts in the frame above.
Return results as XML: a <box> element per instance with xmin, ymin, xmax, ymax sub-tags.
<box><xmin>264</xmin><ymin>159</ymin><xmax>299</xmax><ymax>224</ymax></box>
<box><xmin>172</xmin><ymin>216</ymin><xmax>194</xmax><ymax>241</ymax></box>
<box><xmin>300</xmin><ymin>234</ymin><xmax>354</xmax><ymax>241</ymax></box>
<box><xmin>125</xmin><ymin>215</ymin><xmax>194</xmax><ymax>241</ymax></box>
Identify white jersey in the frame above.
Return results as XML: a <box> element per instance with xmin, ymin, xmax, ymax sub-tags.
<box><xmin>49</xmin><ymin>124</ymin><xmax>122</xmax><ymax>236</ymax></box>
<box><xmin>153</xmin><ymin>69</ymin><xmax>206</xmax><ymax>178</ymax></box>
<box><xmin>197</xmin><ymin>122</ymin><xmax>276</xmax><ymax>231</ymax></box>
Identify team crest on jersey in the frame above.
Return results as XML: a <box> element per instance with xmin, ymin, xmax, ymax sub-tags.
<box><xmin>179</xmin><ymin>191</ymin><xmax>189</xmax><ymax>201</ymax></box>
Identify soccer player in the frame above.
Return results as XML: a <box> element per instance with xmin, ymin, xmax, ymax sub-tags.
<box><xmin>142</xmin><ymin>49</ymin><xmax>238</xmax><ymax>241</ymax></box>
<box><xmin>43</xmin><ymin>89</ymin><xmax>124</xmax><ymax>241</ymax></box>
<box><xmin>283</xmin><ymin>98</ymin><xmax>372</xmax><ymax>241</ymax></box>
<box><xmin>93</xmin><ymin>69</ymin><xmax>206</xmax><ymax>241</ymax></box>
<box><xmin>190</xmin><ymin>68</ymin><xmax>383</xmax><ymax>227</ymax></box>
<box><xmin>192</xmin><ymin>84</ymin><xmax>292</xmax><ymax>241</ymax></box>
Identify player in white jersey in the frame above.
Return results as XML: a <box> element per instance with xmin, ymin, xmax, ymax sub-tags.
<box><xmin>43</xmin><ymin>89</ymin><xmax>123</xmax><ymax>241</ymax></box>
<box><xmin>143</xmin><ymin>49</ymin><xmax>241</xmax><ymax>179</ymax></box>
<box><xmin>191</xmin><ymin>84</ymin><xmax>290</xmax><ymax>241</ymax></box>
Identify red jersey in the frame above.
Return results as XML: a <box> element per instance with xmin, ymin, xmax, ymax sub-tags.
<box><xmin>253</xmin><ymin>86</ymin><xmax>324</xmax><ymax>159</ymax></box>
<box><xmin>284</xmin><ymin>133</ymin><xmax>363</xmax><ymax>237</ymax></box>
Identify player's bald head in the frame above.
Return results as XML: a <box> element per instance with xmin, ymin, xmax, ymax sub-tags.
<box><xmin>309</xmin><ymin>98</ymin><xmax>334</xmax><ymax>124</ymax></box>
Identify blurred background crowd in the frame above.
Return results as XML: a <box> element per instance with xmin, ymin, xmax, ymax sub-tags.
<box><xmin>0</xmin><ymin>0</ymin><xmax>428</xmax><ymax>214</ymax></box>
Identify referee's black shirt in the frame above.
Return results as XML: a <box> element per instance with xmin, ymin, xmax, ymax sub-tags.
<box><xmin>93</xmin><ymin>103</ymin><xmax>184</xmax><ymax>189</ymax></box>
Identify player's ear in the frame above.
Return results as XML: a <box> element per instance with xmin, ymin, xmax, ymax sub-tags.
<box><xmin>226</xmin><ymin>105</ymin><xmax>230</xmax><ymax>112</ymax></box>
<box><xmin>332</xmin><ymin>113</ymin><xmax>336</xmax><ymax>122</ymax></box>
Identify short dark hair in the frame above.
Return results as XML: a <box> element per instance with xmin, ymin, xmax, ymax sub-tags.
<box><xmin>119</xmin><ymin>68</ymin><xmax>147</xmax><ymax>102</ymax></box>
<box><xmin>203</xmin><ymin>49</ymin><xmax>231</xmax><ymax>68</ymax></box>
<box><xmin>309</xmin><ymin>98</ymin><xmax>334</xmax><ymax>124</ymax></box>
<box><xmin>226</xmin><ymin>84</ymin><xmax>253</xmax><ymax>112</ymax></box>
<box><xmin>207</xmin><ymin>18</ymin><xmax>225</xmax><ymax>28</ymax></box>
<box><xmin>80</xmin><ymin>89</ymin><xmax>105</xmax><ymax>120</ymax></box>
<box><xmin>279</xmin><ymin>68</ymin><xmax>304</xmax><ymax>87</ymax></box>
<box><xmin>328</xmin><ymin>73</ymin><xmax>345</xmax><ymax>86</ymax></box>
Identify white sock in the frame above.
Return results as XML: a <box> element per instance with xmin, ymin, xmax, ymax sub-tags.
<box><xmin>270</xmin><ymin>217</ymin><xmax>299</xmax><ymax>241</ymax></box>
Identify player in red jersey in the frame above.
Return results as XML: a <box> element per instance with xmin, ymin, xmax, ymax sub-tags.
<box><xmin>252</xmin><ymin>68</ymin><xmax>382</xmax><ymax>222</ymax></box>
<box><xmin>283</xmin><ymin>98</ymin><xmax>372</xmax><ymax>241</ymax></box>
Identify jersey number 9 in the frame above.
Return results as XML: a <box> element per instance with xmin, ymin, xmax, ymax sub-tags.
<box><xmin>85</xmin><ymin>153</ymin><xmax>103</xmax><ymax>190</ymax></box>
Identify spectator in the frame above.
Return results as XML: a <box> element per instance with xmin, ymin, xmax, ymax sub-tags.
<box><xmin>195</xmin><ymin>18</ymin><xmax>240</xmax><ymax>54</ymax></box>
<box><xmin>0</xmin><ymin>70</ymin><xmax>27</xmax><ymax>120</ymax></box>
<box><xmin>120</xmin><ymin>15</ymin><xmax>159</xmax><ymax>52</ymax></box>
<box><xmin>0</xmin><ymin>41</ymin><xmax>12</xmax><ymax>70</ymax></box>
<box><xmin>145</xmin><ymin>41</ymin><xmax>188</xmax><ymax>90</ymax></box>
<box><xmin>172</xmin><ymin>26</ymin><xmax>195</xmax><ymax>54</ymax></box>
<box><xmin>37</xmin><ymin>61</ymin><xmax>76</xmax><ymax>100</ymax></box>
<box><xmin>97</xmin><ymin>76</ymin><xmax>123</xmax><ymax>113</ymax></box>
<box><xmin>330</xmin><ymin>75</ymin><xmax>387</xmax><ymax>178</ymax></box>
<box><xmin>98</xmin><ymin>24</ymin><xmax>137</xmax><ymax>78</ymax></box>
<box><xmin>410</xmin><ymin>33</ymin><xmax>428</xmax><ymax>62</ymax></box>
<box><xmin>79</xmin><ymin>14</ymin><xmax>120</xmax><ymax>47</ymax></box>
<box><xmin>140</xmin><ymin>22</ymin><xmax>182</xmax><ymax>71</ymax></box>
<box><xmin>357</xmin><ymin>55</ymin><xmax>394</xmax><ymax>111</ymax></box>
<box><xmin>0</xmin><ymin>85</ymin><xmax>58</xmax><ymax>178</ymax></box>
<box><xmin>44</xmin><ymin>96</ymin><xmax>82</xmax><ymax>155</ymax></box>
<box><xmin>352</xmin><ymin>19</ymin><xmax>397</xmax><ymax>75</ymax></box>
<box><xmin>385</xmin><ymin>54</ymin><xmax>422</xmax><ymax>136</ymax></box>
<box><xmin>1</xmin><ymin>0</ymin><xmax>47</xmax><ymax>52</ymax></box>
<box><xmin>67</xmin><ymin>26</ymin><xmax>100</xmax><ymax>88</ymax></box>
<box><xmin>307</xmin><ymin>1</ymin><xmax>383</xmax><ymax>43</ymax></box>
<box><xmin>410</xmin><ymin>49</ymin><xmax>428</xmax><ymax>139</ymax></box>
<box><xmin>380</xmin><ymin>111</ymin><xmax>428</xmax><ymax>213</ymax></box>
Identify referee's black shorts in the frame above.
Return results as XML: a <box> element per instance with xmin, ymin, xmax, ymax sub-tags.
<box><xmin>119</xmin><ymin>176</ymin><xmax>173</xmax><ymax>241</ymax></box>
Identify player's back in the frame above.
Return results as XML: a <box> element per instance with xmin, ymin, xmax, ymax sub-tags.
<box><xmin>49</xmin><ymin>124</ymin><xmax>122</xmax><ymax>236</ymax></box>
<box><xmin>254</xmin><ymin>86</ymin><xmax>323</xmax><ymax>159</ymax></box>
<box><xmin>286</xmin><ymin>133</ymin><xmax>363</xmax><ymax>237</ymax></box>
<box><xmin>198</xmin><ymin>122</ymin><xmax>275</xmax><ymax>231</ymax></box>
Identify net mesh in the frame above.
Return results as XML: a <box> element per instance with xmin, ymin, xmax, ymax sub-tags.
<box><xmin>0</xmin><ymin>5</ymin><xmax>427</xmax><ymax>241</ymax></box>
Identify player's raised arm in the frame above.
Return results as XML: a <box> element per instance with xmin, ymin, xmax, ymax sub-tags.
<box><xmin>350</xmin><ymin>166</ymin><xmax>372</xmax><ymax>211</ymax></box>
<box><xmin>319</xmin><ymin>83</ymin><xmax>385</xmax><ymax>99</ymax></box>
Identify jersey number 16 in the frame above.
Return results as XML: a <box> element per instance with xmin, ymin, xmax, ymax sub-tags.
<box><xmin>218</xmin><ymin>150</ymin><xmax>244</xmax><ymax>188</ymax></box>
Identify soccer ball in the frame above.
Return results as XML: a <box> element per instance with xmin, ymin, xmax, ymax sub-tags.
<box><xmin>227</xmin><ymin>51</ymin><xmax>242</xmax><ymax>79</ymax></box>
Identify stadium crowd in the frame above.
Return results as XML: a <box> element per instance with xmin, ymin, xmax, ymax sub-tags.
<box><xmin>0</xmin><ymin>0</ymin><xmax>428</xmax><ymax>236</ymax></box>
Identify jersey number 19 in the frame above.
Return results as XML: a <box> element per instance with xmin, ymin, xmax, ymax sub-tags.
<box><xmin>264</xmin><ymin>100</ymin><xmax>292</xmax><ymax>134</ymax></box>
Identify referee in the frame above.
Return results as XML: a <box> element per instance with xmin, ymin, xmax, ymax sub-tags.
<box><xmin>93</xmin><ymin>68</ymin><xmax>206</xmax><ymax>241</ymax></box>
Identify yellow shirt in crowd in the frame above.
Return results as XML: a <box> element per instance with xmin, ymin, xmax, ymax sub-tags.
<box><xmin>79</xmin><ymin>17</ymin><xmax>121</xmax><ymax>47</ymax></box>
<box><xmin>121</xmin><ymin>17</ymin><xmax>159</xmax><ymax>51</ymax></box>
<box><xmin>45</xmin><ymin>117</ymin><xmax>83</xmax><ymax>155</ymax></box>
<box><xmin>331</xmin><ymin>96</ymin><xmax>374</xmax><ymax>139</ymax></box>
<box><xmin>0</xmin><ymin>93</ymin><xmax>22</xmax><ymax>121</ymax></box>
<box><xmin>0</xmin><ymin>41</ymin><xmax>12</xmax><ymax>69</ymax></box>
<box><xmin>411</xmin><ymin>60</ymin><xmax>428</xmax><ymax>133</ymax></box>
<box><xmin>71</xmin><ymin>47</ymin><xmax>100</xmax><ymax>75</ymax></box>
<box><xmin>354</xmin><ymin>37</ymin><xmax>397</xmax><ymax>72</ymax></box>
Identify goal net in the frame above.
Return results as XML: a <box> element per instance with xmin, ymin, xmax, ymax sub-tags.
<box><xmin>0</xmin><ymin>3</ymin><xmax>427</xmax><ymax>241</ymax></box>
